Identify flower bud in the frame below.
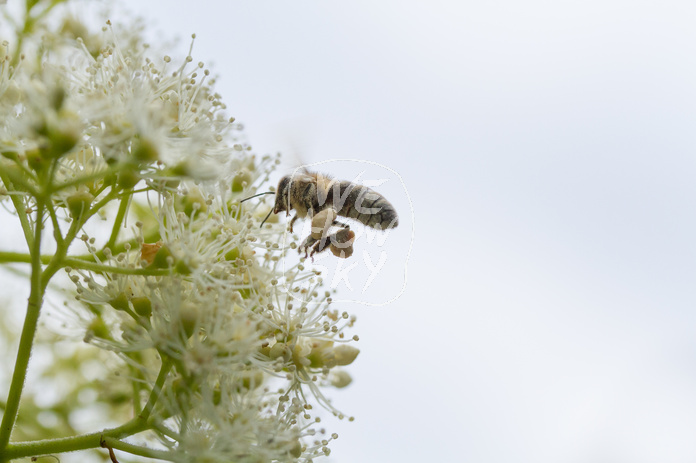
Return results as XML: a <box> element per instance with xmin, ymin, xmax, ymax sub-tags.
<box><xmin>237</xmin><ymin>370</ymin><xmax>264</xmax><ymax>391</ymax></box>
<box><xmin>50</xmin><ymin>87</ymin><xmax>66</xmax><ymax>111</ymax></box>
<box><xmin>131</xmin><ymin>296</ymin><xmax>152</xmax><ymax>317</ymax></box>
<box><xmin>174</xmin><ymin>259</ymin><xmax>192</xmax><ymax>275</ymax></box>
<box><xmin>67</xmin><ymin>191</ymin><xmax>94</xmax><ymax>219</ymax></box>
<box><xmin>176</xmin><ymin>189</ymin><xmax>207</xmax><ymax>216</ymax></box>
<box><xmin>288</xmin><ymin>440</ymin><xmax>303</xmax><ymax>458</ymax></box>
<box><xmin>332</xmin><ymin>344</ymin><xmax>360</xmax><ymax>366</ymax></box>
<box><xmin>42</xmin><ymin>125</ymin><xmax>79</xmax><ymax>160</ymax></box>
<box><xmin>109</xmin><ymin>292</ymin><xmax>130</xmax><ymax>312</ymax></box>
<box><xmin>131</xmin><ymin>137</ymin><xmax>159</xmax><ymax>163</ymax></box>
<box><xmin>330</xmin><ymin>370</ymin><xmax>353</xmax><ymax>388</ymax></box>
<box><xmin>149</xmin><ymin>244</ymin><xmax>173</xmax><ymax>269</ymax></box>
<box><xmin>231</xmin><ymin>168</ymin><xmax>252</xmax><ymax>192</ymax></box>
<box><xmin>178</xmin><ymin>302</ymin><xmax>199</xmax><ymax>339</ymax></box>
<box><xmin>1</xmin><ymin>150</ymin><xmax>18</xmax><ymax>161</ymax></box>
<box><xmin>269</xmin><ymin>342</ymin><xmax>292</xmax><ymax>361</ymax></box>
<box><xmin>116</xmin><ymin>169</ymin><xmax>141</xmax><ymax>190</ymax></box>
<box><xmin>292</xmin><ymin>342</ymin><xmax>312</xmax><ymax>368</ymax></box>
<box><xmin>307</xmin><ymin>340</ymin><xmax>334</xmax><ymax>368</ymax></box>
<box><xmin>86</xmin><ymin>316</ymin><xmax>111</xmax><ymax>341</ymax></box>
<box><xmin>26</xmin><ymin>148</ymin><xmax>46</xmax><ymax>172</ymax></box>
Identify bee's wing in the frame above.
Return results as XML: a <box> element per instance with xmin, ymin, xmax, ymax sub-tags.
<box><xmin>278</xmin><ymin>130</ymin><xmax>315</xmax><ymax>174</ymax></box>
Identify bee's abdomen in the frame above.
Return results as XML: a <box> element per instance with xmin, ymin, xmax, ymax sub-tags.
<box><xmin>333</xmin><ymin>181</ymin><xmax>399</xmax><ymax>230</ymax></box>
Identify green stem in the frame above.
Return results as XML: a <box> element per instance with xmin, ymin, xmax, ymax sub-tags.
<box><xmin>0</xmin><ymin>253</ymin><xmax>170</xmax><ymax>276</ymax></box>
<box><xmin>49</xmin><ymin>169</ymin><xmax>111</xmax><ymax>193</ymax></box>
<box><xmin>0</xmin><ymin>165</ymin><xmax>40</xmax><ymax>198</ymax></box>
<box><xmin>101</xmin><ymin>437</ymin><xmax>174</xmax><ymax>462</ymax></box>
<box><xmin>65</xmin><ymin>191</ymin><xmax>118</xmax><ymax>245</ymax></box>
<box><xmin>62</xmin><ymin>258</ymin><xmax>170</xmax><ymax>276</ymax></box>
<box><xmin>1</xmin><ymin>420</ymin><xmax>147</xmax><ymax>461</ymax></box>
<box><xmin>0</xmin><ymin>252</ymin><xmax>37</xmax><ymax>265</ymax></box>
<box><xmin>151</xmin><ymin>422</ymin><xmax>179</xmax><ymax>441</ymax></box>
<box><xmin>10</xmin><ymin>24</ymin><xmax>27</xmax><ymax>69</ymax></box>
<box><xmin>106</xmin><ymin>196</ymin><xmax>130</xmax><ymax>251</ymax></box>
<box><xmin>139</xmin><ymin>358</ymin><xmax>172</xmax><ymax>422</ymax></box>
<box><xmin>30</xmin><ymin>189</ymin><xmax>121</xmax><ymax>289</ymax></box>
<box><xmin>46</xmin><ymin>204</ymin><xmax>65</xmax><ymax>248</ymax></box>
<box><xmin>0</xmin><ymin>358</ymin><xmax>173</xmax><ymax>461</ymax></box>
<box><xmin>0</xmin><ymin>170</ymin><xmax>34</xmax><ymax>249</ymax></box>
<box><xmin>0</xmin><ymin>199</ymin><xmax>46</xmax><ymax>453</ymax></box>
<box><xmin>131</xmin><ymin>378</ymin><xmax>143</xmax><ymax>417</ymax></box>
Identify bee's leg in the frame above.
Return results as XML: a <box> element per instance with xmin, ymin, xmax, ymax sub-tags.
<box><xmin>298</xmin><ymin>234</ymin><xmax>318</xmax><ymax>258</ymax></box>
<box><xmin>332</xmin><ymin>220</ymin><xmax>350</xmax><ymax>229</ymax></box>
<box><xmin>288</xmin><ymin>215</ymin><xmax>298</xmax><ymax>233</ymax></box>
<box><xmin>309</xmin><ymin>234</ymin><xmax>332</xmax><ymax>258</ymax></box>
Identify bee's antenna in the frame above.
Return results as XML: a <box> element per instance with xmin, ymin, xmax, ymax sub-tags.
<box><xmin>240</xmin><ymin>191</ymin><xmax>275</xmax><ymax>203</ymax></box>
<box><xmin>239</xmin><ymin>191</ymin><xmax>275</xmax><ymax>228</ymax></box>
<box><xmin>259</xmin><ymin>209</ymin><xmax>274</xmax><ymax>228</ymax></box>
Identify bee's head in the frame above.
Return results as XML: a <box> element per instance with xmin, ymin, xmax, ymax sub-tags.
<box><xmin>273</xmin><ymin>175</ymin><xmax>292</xmax><ymax>215</ymax></box>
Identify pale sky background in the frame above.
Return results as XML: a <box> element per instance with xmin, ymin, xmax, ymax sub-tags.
<box><xmin>6</xmin><ymin>1</ymin><xmax>696</xmax><ymax>462</ymax></box>
<box><xmin>116</xmin><ymin>1</ymin><xmax>696</xmax><ymax>462</ymax></box>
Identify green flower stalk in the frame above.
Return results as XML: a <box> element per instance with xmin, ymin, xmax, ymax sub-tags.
<box><xmin>0</xmin><ymin>2</ymin><xmax>358</xmax><ymax>462</ymax></box>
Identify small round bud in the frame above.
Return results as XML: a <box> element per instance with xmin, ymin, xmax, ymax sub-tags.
<box><xmin>108</xmin><ymin>293</ymin><xmax>130</xmax><ymax>312</ymax></box>
<box><xmin>231</xmin><ymin>168</ymin><xmax>252</xmax><ymax>192</ymax></box>
<box><xmin>86</xmin><ymin>316</ymin><xmax>111</xmax><ymax>341</ymax></box>
<box><xmin>288</xmin><ymin>440</ymin><xmax>302</xmax><ymax>458</ymax></box>
<box><xmin>332</xmin><ymin>344</ymin><xmax>360</xmax><ymax>366</ymax></box>
<box><xmin>149</xmin><ymin>244</ymin><xmax>173</xmax><ymax>269</ymax></box>
<box><xmin>131</xmin><ymin>137</ymin><xmax>159</xmax><ymax>163</ymax></box>
<box><xmin>131</xmin><ymin>296</ymin><xmax>152</xmax><ymax>317</ymax></box>
<box><xmin>178</xmin><ymin>302</ymin><xmax>199</xmax><ymax>339</ymax></box>
<box><xmin>269</xmin><ymin>342</ymin><xmax>292</xmax><ymax>361</ymax></box>
<box><xmin>116</xmin><ymin>169</ymin><xmax>141</xmax><ymax>190</ymax></box>
<box><xmin>66</xmin><ymin>191</ymin><xmax>94</xmax><ymax>219</ymax></box>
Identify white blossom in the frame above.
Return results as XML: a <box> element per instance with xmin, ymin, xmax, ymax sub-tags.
<box><xmin>0</xmin><ymin>4</ymin><xmax>360</xmax><ymax>462</ymax></box>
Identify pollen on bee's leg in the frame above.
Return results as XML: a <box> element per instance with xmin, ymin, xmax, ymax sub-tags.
<box><xmin>330</xmin><ymin>229</ymin><xmax>355</xmax><ymax>258</ymax></box>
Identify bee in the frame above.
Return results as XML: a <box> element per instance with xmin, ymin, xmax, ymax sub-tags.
<box><xmin>242</xmin><ymin>171</ymin><xmax>398</xmax><ymax>258</ymax></box>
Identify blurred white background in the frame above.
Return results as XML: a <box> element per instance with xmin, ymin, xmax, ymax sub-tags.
<box><xmin>45</xmin><ymin>0</ymin><xmax>696</xmax><ymax>461</ymax></box>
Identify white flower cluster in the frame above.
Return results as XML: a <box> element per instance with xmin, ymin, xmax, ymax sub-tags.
<box><xmin>1</xmin><ymin>20</ymin><xmax>231</xmax><ymax>192</ymax></box>
<box><xmin>71</xmin><ymin>184</ymin><xmax>358</xmax><ymax>462</ymax></box>
<box><xmin>0</xmin><ymin>5</ymin><xmax>358</xmax><ymax>462</ymax></box>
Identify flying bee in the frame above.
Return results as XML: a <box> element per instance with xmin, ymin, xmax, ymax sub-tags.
<box><xmin>242</xmin><ymin>170</ymin><xmax>398</xmax><ymax>258</ymax></box>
